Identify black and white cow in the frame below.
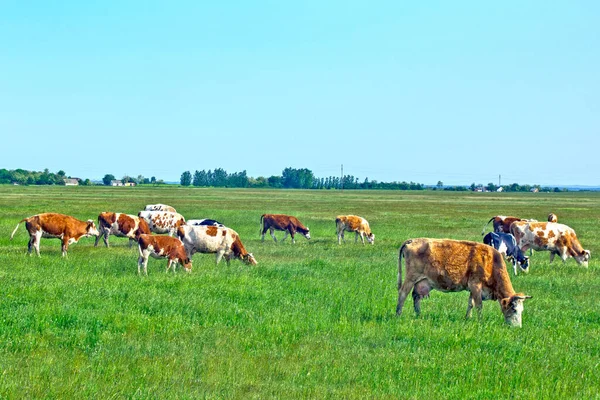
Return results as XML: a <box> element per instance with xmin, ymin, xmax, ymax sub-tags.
<box><xmin>186</xmin><ymin>219</ymin><xmax>225</xmax><ymax>227</ymax></box>
<box><xmin>483</xmin><ymin>232</ymin><xmax>529</xmax><ymax>276</ymax></box>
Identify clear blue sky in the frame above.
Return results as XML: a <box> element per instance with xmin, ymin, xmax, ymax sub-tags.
<box><xmin>2</xmin><ymin>1</ymin><xmax>599</xmax><ymax>186</ymax></box>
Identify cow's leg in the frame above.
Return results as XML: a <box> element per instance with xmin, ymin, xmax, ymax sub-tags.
<box><xmin>94</xmin><ymin>230</ymin><xmax>102</xmax><ymax>247</ymax></box>
<box><xmin>27</xmin><ymin>234</ymin><xmax>35</xmax><ymax>255</ymax></box>
<box><xmin>281</xmin><ymin>230</ymin><xmax>289</xmax><ymax>242</ymax></box>
<box><xmin>466</xmin><ymin>283</ymin><xmax>483</xmax><ymax>319</ymax></box>
<box><xmin>269</xmin><ymin>227</ymin><xmax>277</xmax><ymax>242</ymax></box>
<box><xmin>128</xmin><ymin>238</ymin><xmax>134</xmax><ymax>248</ymax></box>
<box><xmin>61</xmin><ymin>238</ymin><xmax>69</xmax><ymax>257</ymax></box>
<box><xmin>396</xmin><ymin>278</ymin><xmax>416</xmax><ymax>316</ymax></box>
<box><xmin>507</xmin><ymin>256</ymin><xmax>518</xmax><ymax>275</ymax></box>
<box><xmin>33</xmin><ymin>230</ymin><xmax>43</xmax><ymax>257</ymax></box>
<box><xmin>137</xmin><ymin>254</ymin><xmax>147</xmax><ymax>275</ymax></box>
<box><xmin>290</xmin><ymin>228</ymin><xmax>296</xmax><ymax>244</ymax></box>
<box><xmin>549</xmin><ymin>252</ymin><xmax>556</xmax><ymax>263</ymax></box>
<box><xmin>215</xmin><ymin>250</ymin><xmax>225</xmax><ymax>265</ymax></box>
<box><xmin>360</xmin><ymin>232</ymin><xmax>366</xmax><ymax>245</ymax></box>
<box><xmin>224</xmin><ymin>253</ymin><xmax>231</xmax><ymax>266</ymax></box>
<box><xmin>339</xmin><ymin>230</ymin><xmax>346</xmax><ymax>244</ymax></box>
<box><xmin>412</xmin><ymin>288</ymin><xmax>422</xmax><ymax>316</ymax></box>
<box><xmin>354</xmin><ymin>232</ymin><xmax>359</xmax><ymax>243</ymax></box>
<box><xmin>166</xmin><ymin>259</ymin><xmax>173</xmax><ymax>273</ymax></box>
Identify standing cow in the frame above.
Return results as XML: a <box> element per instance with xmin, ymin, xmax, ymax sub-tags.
<box><xmin>547</xmin><ymin>213</ymin><xmax>558</xmax><ymax>223</ymax></box>
<box><xmin>335</xmin><ymin>215</ymin><xmax>374</xmax><ymax>245</ymax></box>
<box><xmin>95</xmin><ymin>212</ymin><xmax>151</xmax><ymax>247</ymax></box>
<box><xmin>10</xmin><ymin>213</ymin><xmax>99</xmax><ymax>257</ymax></box>
<box><xmin>510</xmin><ymin>221</ymin><xmax>590</xmax><ymax>267</ymax></box>
<box><xmin>483</xmin><ymin>232</ymin><xmax>529</xmax><ymax>275</ymax></box>
<box><xmin>481</xmin><ymin>216</ymin><xmax>524</xmax><ymax>235</ymax></box>
<box><xmin>137</xmin><ymin>234</ymin><xmax>192</xmax><ymax>275</ymax></box>
<box><xmin>260</xmin><ymin>214</ymin><xmax>310</xmax><ymax>244</ymax></box>
<box><xmin>396</xmin><ymin>238</ymin><xmax>532</xmax><ymax>327</ymax></box>
<box><xmin>138</xmin><ymin>211</ymin><xmax>186</xmax><ymax>236</ymax></box>
<box><xmin>144</xmin><ymin>204</ymin><xmax>177</xmax><ymax>213</ymax></box>
<box><xmin>177</xmin><ymin>224</ymin><xmax>257</xmax><ymax>265</ymax></box>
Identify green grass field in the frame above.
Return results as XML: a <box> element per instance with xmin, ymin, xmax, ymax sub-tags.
<box><xmin>1</xmin><ymin>186</ymin><xmax>599</xmax><ymax>399</ymax></box>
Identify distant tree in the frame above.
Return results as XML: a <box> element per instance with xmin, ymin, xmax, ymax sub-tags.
<box><xmin>268</xmin><ymin>175</ymin><xmax>282</xmax><ymax>188</ymax></box>
<box><xmin>102</xmin><ymin>174</ymin><xmax>115</xmax><ymax>186</ymax></box>
<box><xmin>151</xmin><ymin>176</ymin><xmax>156</xmax><ymax>185</ymax></box>
<box><xmin>437</xmin><ymin>181</ymin><xmax>444</xmax><ymax>190</ymax></box>
<box><xmin>180</xmin><ymin>171</ymin><xmax>192</xmax><ymax>186</ymax></box>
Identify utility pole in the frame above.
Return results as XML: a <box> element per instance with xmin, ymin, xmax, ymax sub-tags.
<box><xmin>341</xmin><ymin>164</ymin><xmax>344</xmax><ymax>191</ymax></box>
<box><xmin>499</xmin><ymin>174</ymin><xmax>501</xmax><ymax>187</ymax></box>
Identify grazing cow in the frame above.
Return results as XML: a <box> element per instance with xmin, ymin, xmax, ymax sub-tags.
<box><xmin>95</xmin><ymin>212</ymin><xmax>151</xmax><ymax>248</ymax></box>
<box><xmin>187</xmin><ymin>219</ymin><xmax>225</xmax><ymax>227</ymax></box>
<box><xmin>481</xmin><ymin>216</ymin><xmax>525</xmax><ymax>235</ymax></box>
<box><xmin>396</xmin><ymin>238</ymin><xmax>532</xmax><ymax>327</ymax></box>
<box><xmin>10</xmin><ymin>213</ymin><xmax>99</xmax><ymax>257</ymax></box>
<box><xmin>335</xmin><ymin>215</ymin><xmax>374</xmax><ymax>245</ymax></box>
<box><xmin>177</xmin><ymin>224</ymin><xmax>257</xmax><ymax>266</ymax></box>
<box><xmin>137</xmin><ymin>234</ymin><xmax>192</xmax><ymax>275</ymax></box>
<box><xmin>138</xmin><ymin>211</ymin><xmax>186</xmax><ymax>236</ymax></box>
<box><xmin>483</xmin><ymin>232</ymin><xmax>529</xmax><ymax>275</ymax></box>
<box><xmin>548</xmin><ymin>213</ymin><xmax>558</xmax><ymax>223</ymax></box>
<box><xmin>510</xmin><ymin>221</ymin><xmax>590</xmax><ymax>267</ymax></box>
<box><xmin>144</xmin><ymin>204</ymin><xmax>177</xmax><ymax>213</ymax></box>
<box><xmin>260</xmin><ymin>214</ymin><xmax>310</xmax><ymax>244</ymax></box>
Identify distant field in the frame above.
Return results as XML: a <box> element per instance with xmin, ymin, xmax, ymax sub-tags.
<box><xmin>1</xmin><ymin>186</ymin><xmax>599</xmax><ymax>398</ymax></box>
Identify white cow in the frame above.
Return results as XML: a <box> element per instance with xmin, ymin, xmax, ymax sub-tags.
<box><xmin>144</xmin><ymin>204</ymin><xmax>177</xmax><ymax>213</ymax></box>
<box><xmin>138</xmin><ymin>211</ymin><xmax>186</xmax><ymax>236</ymax></box>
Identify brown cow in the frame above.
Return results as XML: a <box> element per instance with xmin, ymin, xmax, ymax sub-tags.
<box><xmin>510</xmin><ymin>221</ymin><xmax>590</xmax><ymax>267</ymax></box>
<box><xmin>396</xmin><ymin>238</ymin><xmax>532</xmax><ymax>327</ymax></box>
<box><xmin>95</xmin><ymin>212</ymin><xmax>151</xmax><ymax>248</ymax></box>
<box><xmin>10</xmin><ymin>213</ymin><xmax>100</xmax><ymax>257</ymax></box>
<box><xmin>335</xmin><ymin>215</ymin><xmax>374</xmax><ymax>245</ymax></box>
<box><xmin>137</xmin><ymin>234</ymin><xmax>192</xmax><ymax>275</ymax></box>
<box><xmin>260</xmin><ymin>214</ymin><xmax>310</xmax><ymax>244</ymax></box>
<box><xmin>481</xmin><ymin>216</ymin><xmax>524</xmax><ymax>235</ymax></box>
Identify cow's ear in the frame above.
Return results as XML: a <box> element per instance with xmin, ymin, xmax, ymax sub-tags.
<box><xmin>514</xmin><ymin>295</ymin><xmax>532</xmax><ymax>301</ymax></box>
<box><xmin>501</xmin><ymin>298</ymin><xmax>511</xmax><ymax>309</ymax></box>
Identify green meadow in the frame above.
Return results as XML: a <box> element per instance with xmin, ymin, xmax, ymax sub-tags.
<box><xmin>1</xmin><ymin>186</ymin><xmax>599</xmax><ymax>399</ymax></box>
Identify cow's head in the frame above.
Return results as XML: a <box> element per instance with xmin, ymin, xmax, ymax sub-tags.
<box><xmin>575</xmin><ymin>250</ymin><xmax>591</xmax><ymax>267</ymax></box>
<box><xmin>302</xmin><ymin>228</ymin><xmax>311</xmax><ymax>240</ymax></box>
<box><xmin>518</xmin><ymin>255</ymin><xmax>530</xmax><ymax>273</ymax></box>
<box><xmin>182</xmin><ymin>257</ymin><xmax>192</xmax><ymax>272</ymax></box>
<box><xmin>500</xmin><ymin>294</ymin><xmax>532</xmax><ymax>327</ymax></box>
<box><xmin>367</xmin><ymin>233</ymin><xmax>375</xmax><ymax>245</ymax></box>
<box><xmin>243</xmin><ymin>253</ymin><xmax>258</xmax><ymax>266</ymax></box>
<box><xmin>86</xmin><ymin>220</ymin><xmax>100</xmax><ymax>237</ymax></box>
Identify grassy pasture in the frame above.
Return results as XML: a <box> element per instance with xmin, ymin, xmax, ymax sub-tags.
<box><xmin>1</xmin><ymin>185</ymin><xmax>599</xmax><ymax>399</ymax></box>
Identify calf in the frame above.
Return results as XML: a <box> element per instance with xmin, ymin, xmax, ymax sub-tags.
<box><xmin>187</xmin><ymin>218</ymin><xmax>225</xmax><ymax>227</ymax></box>
<box><xmin>10</xmin><ymin>213</ymin><xmax>99</xmax><ymax>257</ymax></box>
<box><xmin>396</xmin><ymin>238</ymin><xmax>531</xmax><ymax>327</ymax></box>
<box><xmin>137</xmin><ymin>234</ymin><xmax>192</xmax><ymax>275</ymax></box>
<box><xmin>95</xmin><ymin>212</ymin><xmax>151</xmax><ymax>247</ymax></box>
<box><xmin>138</xmin><ymin>211</ymin><xmax>186</xmax><ymax>236</ymax></box>
<box><xmin>144</xmin><ymin>204</ymin><xmax>177</xmax><ymax>213</ymax></box>
<box><xmin>177</xmin><ymin>224</ymin><xmax>257</xmax><ymax>266</ymax></box>
<box><xmin>547</xmin><ymin>213</ymin><xmax>558</xmax><ymax>223</ymax></box>
<box><xmin>511</xmin><ymin>221</ymin><xmax>590</xmax><ymax>267</ymax></box>
<box><xmin>260</xmin><ymin>214</ymin><xmax>310</xmax><ymax>244</ymax></box>
<box><xmin>335</xmin><ymin>215</ymin><xmax>374</xmax><ymax>245</ymax></box>
<box><xmin>483</xmin><ymin>232</ymin><xmax>529</xmax><ymax>275</ymax></box>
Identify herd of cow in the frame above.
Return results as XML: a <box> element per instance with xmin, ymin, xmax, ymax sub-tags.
<box><xmin>9</xmin><ymin>205</ymin><xmax>591</xmax><ymax>328</ymax></box>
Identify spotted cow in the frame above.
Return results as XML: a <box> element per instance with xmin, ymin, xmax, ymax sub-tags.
<box><xmin>10</xmin><ymin>213</ymin><xmax>99</xmax><ymax>257</ymax></box>
<box><xmin>510</xmin><ymin>221</ymin><xmax>590</xmax><ymax>267</ymax></box>
<box><xmin>335</xmin><ymin>215</ymin><xmax>374</xmax><ymax>245</ymax></box>
<box><xmin>260</xmin><ymin>214</ymin><xmax>310</xmax><ymax>244</ymax></box>
<box><xmin>138</xmin><ymin>211</ymin><xmax>186</xmax><ymax>236</ymax></box>
<box><xmin>177</xmin><ymin>224</ymin><xmax>257</xmax><ymax>265</ymax></box>
<box><xmin>95</xmin><ymin>212</ymin><xmax>151</xmax><ymax>247</ymax></box>
<box><xmin>144</xmin><ymin>204</ymin><xmax>177</xmax><ymax>213</ymax></box>
<box><xmin>396</xmin><ymin>238</ymin><xmax>532</xmax><ymax>327</ymax></box>
<box><xmin>483</xmin><ymin>232</ymin><xmax>529</xmax><ymax>275</ymax></box>
<box><xmin>547</xmin><ymin>213</ymin><xmax>558</xmax><ymax>223</ymax></box>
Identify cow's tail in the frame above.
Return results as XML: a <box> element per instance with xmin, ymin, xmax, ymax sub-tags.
<box><xmin>481</xmin><ymin>217</ymin><xmax>495</xmax><ymax>236</ymax></box>
<box><xmin>398</xmin><ymin>240</ymin><xmax>412</xmax><ymax>290</ymax></box>
<box><xmin>10</xmin><ymin>219</ymin><xmax>26</xmax><ymax>240</ymax></box>
<box><xmin>259</xmin><ymin>214</ymin><xmax>264</xmax><ymax>236</ymax></box>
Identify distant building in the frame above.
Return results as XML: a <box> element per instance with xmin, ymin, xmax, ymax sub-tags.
<box><xmin>111</xmin><ymin>180</ymin><xmax>124</xmax><ymax>186</ymax></box>
<box><xmin>124</xmin><ymin>182</ymin><xmax>136</xmax><ymax>187</ymax></box>
<box><xmin>64</xmin><ymin>178</ymin><xmax>79</xmax><ymax>186</ymax></box>
<box><xmin>496</xmin><ymin>187</ymin><xmax>503</xmax><ymax>192</ymax></box>
<box><xmin>530</xmin><ymin>187</ymin><xmax>539</xmax><ymax>193</ymax></box>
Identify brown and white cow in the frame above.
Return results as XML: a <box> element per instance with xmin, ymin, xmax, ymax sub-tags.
<box><xmin>138</xmin><ymin>210</ymin><xmax>186</xmax><ymax>236</ymax></box>
<box><xmin>396</xmin><ymin>238</ymin><xmax>532</xmax><ymax>327</ymax></box>
<box><xmin>177</xmin><ymin>224</ymin><xmax>257</xmax><ymax>266</ymax></box>
<box><xmin>144</xmin><ymin>204</ymin><xmax>177</xmax><ymax>213</ymax></box>
<box><xmin>481</xmin><ymin>216</ymin><xmax>525</xmax><ymax>235</ymax></box>
<box><xmin>547</xmin><ymin>213</ymin><xmax>558</xmax><ymax>223</ymax></box>
<box><xmin>260</xmin><ymin>214</ymin><xmax>310</xmax><ymax>244</ymax></box>
<box><xmin>335</xmin><ymin>215</ymin><xmax>374</xmax><ymax>245</ymax></box>
<box><xmin>95</xmin><ymin>212</ymin><xmax>151</xmax><ymax>248</ymax></box>
<box><xmin>137</xmin><ymin>234</ymin><xmax>192</xmax><ymax>275</ymax></box>
<box><xmin>10</xmin><ymin>213</ymin><xmax>100</xmax><ymax>257</ymax></box>
<box><xmin>510</xmin><ymin>221</ymin><xmax>590</xmax><ymax>267</ymax></box>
